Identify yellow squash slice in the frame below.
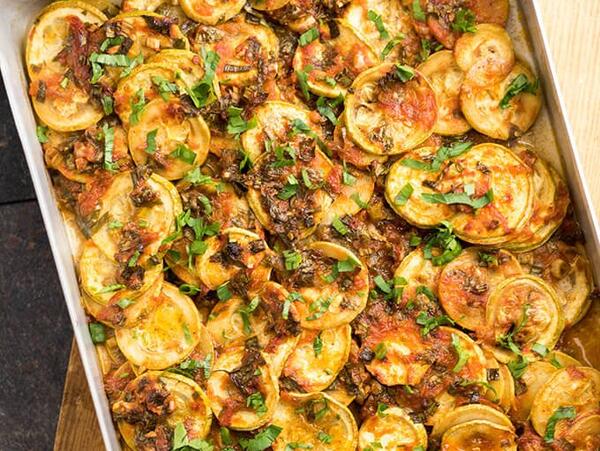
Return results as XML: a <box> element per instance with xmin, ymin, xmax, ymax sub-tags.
<box><xmin>530</xmin><ymin>366</ymin><xmax>600</xmax><ymax>437</ymax></box>
<box><xmin>271</xmin><ymin>392</ymin><xmax>358</xmax><ymax>451</ymax></box>
<box><xmin>286</xmin><ymin>242</ymin><xmax>369</xmax><ymax>329</ymax></box>
<box><xmin>359</xmin><ymin>406</ymin><xmax>427</xmax><ymax>450</ymax></box>
<box><xmin>91</xmin><ymin>171</ymin><xmax>182</xmax><ymax>262</ymax></box>
<box><xmin>114</xmin><ymin>371</ymin><xmax>212</xmax><ymax>449</ymax></box>
<box><xmin>438</xmin><ymin>247</ymin><xmax>522</xmax><ymax>331</ymax></box>
<box><xmin>292</xmin><ymin>20</ymin><xmax>378</xmax><ymax>98</ymax></box>
<box><xmin>115</xmin><ymin>282</ymin><xmax>203</xmax><ymax>369</ymax></box>
<box><xmin>344</xmin><ymin>63</ymin><xmax>437</xmax><ymax>155</ymax></box>
<box><xmin>483</xmin><ymin>351</ymin><xmax>515</xmax><ymax>412</ymax></box>
<box><xmin>180</xmin><ymin>0</ymin><xmax>246</xmax><ymax>25</ymax></box>
<box><xmin>418</xmin><ymin>50</ymin><xmax>471</xmax><ymax>135</ymax></box>
<box><xmin>206</xmin><ymin>345</ymin><xmax>279</xmax><ymax>430</ymax></box>
<box><xmin>282</xmin><ymin>324</ymin><xmax>351</xmax><ymax>392</ymax></box>
<box><xmin>431</xmin><ymin>403</ymin><xmax>514</xmax><ymax>439</ymax></box>
<box><xmin>485</xmin><ymin>275</ymin><xmax>565</xmax><ymax>362</ymax></box>
<box><xmin>128</xmin><ymin>98</ymin><xmax>211</xmax><ymax>180</ymax></box>
<box><xmin>440</xmin><ymin>419</ymin><xmax>517</xmax><ymax>450</ymax></box>
<box><xmin>454</xmin><ymin>23</ymin><xmax>515</xmax><ymax>87</ymax></box>
<box><xmin>460</xmin><ymin>61</ymin><xmax>542</xmax><ymax>140</ymax></box>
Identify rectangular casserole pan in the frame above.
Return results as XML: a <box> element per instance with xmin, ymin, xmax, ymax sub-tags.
<box><xmin>0</xmin><ymin>0</ymin><xmax>598</xmax><ymax>449</ymax></box>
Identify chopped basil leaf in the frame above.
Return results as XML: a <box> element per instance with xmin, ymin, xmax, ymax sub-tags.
<box><xmin>100</xmin><ymin>36</ymin><xmax>124</xmax><ymax>52</ymax></box>
<box><xmin>409</xmin><ymin>234</ymin><xmax>422</xmax><ymax>246</ymax></box>
<box><xmin>367</xmin><ymin>10</ymin><xmax>389</xmax><ymax>39</ymax></box>
<box><xmin>216</xmin><ymin>282</ymin><xmax>232</xmax><ymax>301</ymax></box>
<box><xmin>246</xmin><ymin>392</ymin><xmax>267</xmax><ymax>416</ymax></box>
<box><xmin>285</xmin><ymin>443</ymin><xmax>313</xmax><ymax>450</ymax></box>
<box><xmin>451</xmin><ymin>333</ymin><xmax>470</xmax><ymax>372</ymax></box>
<box><xmin>423</xmin><ymin>221</ymin><xmax>462</xmax><ymax>266</ymax></box>
<box><xmin>313</xmin><ymin>332</ymin><xmax>323</xmax><ymax>357</ymax></box>
<box><xmin>400</xmin><ymin>158</ymin><xmax>431</xmax><ymax>170</ymax></box>
<box><xmin>421</xmin><ymin>188</ymin><xmax>494</xmax><ymax>210</ymax></box>
<box><xmin>499</xmin><ymin>74</ymin><xmax>539</xmax><ymax>109</ymax></box>
<box><xmin>544</xmin><ymin>406</ymin><xmax>576</xmax><ymax>443</ymax></box>
<box><xmin>151</xmin><ymin>75</ymin><xmax>179</xmax><ymax>101</ymax></box>
<box><xmin>302</xmin><ymin>168</ymin><xmax>317</xmax><ymax>189</ymax></box>
<box><xmin>299</xmin><ymin>27</ymin><xmax>319</xmax><ymax>46</ymax></box>
<box><xmin>227</xmin><ymin>106</ymin><xmax>257</xmax><ymax>136</ymax></box>
<box><xmin>316</xmin><ymin>96</ymin><xmax>339</xmax><ymax>125</ymax></box>
<box><xmin>182</xmin><ymin>323</ymin><xmax>193</xmax><ymax>344</ymax></box>
<box><xmin>179</xmin><ymin>283</ymin><xmax>201</xmax><ymax>295</ymax></box>
<box><xmin>478</xmin><ymin>251</ymin><xmax>498</xmax><ymax>266</ymax></box>
<box><xmin>395</xmin><ymin>64</ymin><xmax>415</xmax><ymax>82</ymax></box>
<box><xmin>170</xmin><ymin>143</ymin><xmax>197</xmax><ymax>165</ymax></box>
<box><xmin>532</xmin><ymin>342</ymin><xmax>549</xmax><ymax>357</ymax></box>
<box><xmin>284</xmin><ymin>250</ymin><xmax>302</xmax><ymax>270</ymax></box>
<box><xmin>116</xmin><ymin>298</ymin><xmax>134</xmax><ymax>309</ymax></box>
<box><xmin>376</xmin><ymin>402</ymin><xmax>388</xmax><ymax>417</ymax></box>
<box><xmin>89</xmin><ymin>322</ymin><xmax>106</xmax><ymax>344</ymax></box>
<box><xmin>283</xmin><ymin>292</ymin><xmax>303</xmax><ymax>320</ymax></box>
<box><xmin>173</xmin><ymin>422</ymin><xmax>213</xmax><ymax>450</ymax></box>
<box><xmin>36</xmin><ymin>125</ymin><xmax>49</xmax><ymax>143</ymax></box>
<box><xmin>59</xmin><ymin>77</ymin><xmax>69</xmax><ymax>89</ymax></box>
<box><xmin>351</xmin><ymin>193</ymin><xmax>368</xmax><ymax>209</ymax></box>
<box><xmin>452</xmin><ymin>8</ymin><xmax>477</xmax><ymax>33</ymax></box>
<box><xmin>129</xmin><ymin>89</ymin><xmax>146</xmax><ymax>125</ymax></box>
<box><xmin>412</xmin><ymin>0</ymin><xmax>426</xmax><ymax>21</ymax></box>
<box><xmin>101</xmin><ymin>95</ymin><xmax>114</xmax><ymax>115</ymax></box>
<box><xmin>278</xmin><ymin>175</ymin><xmax>299</xmax><ymax>200</ymax></box>
<box><xmin>416</xmin><ymin>285</ymin><xmax>436</xmax><ymax>302</ymax></box>
<box><xmin>317</xmin><ymin>431</ymin><xmax>332</xmax><ymax>444</ymax></box>
<box><xmin>97</xmin><ymin>283</ymin><xmax>125</xmax><ymax>294</ymax></box>
<box><xmin>332</xmin><ymin>217</ymin><xmax>349</xmax><ymax>236</ymax></box>
<box><xmin>507</xmin><ymin>354</ymin><xmax>529</xmax><ymax>379</ymax></box>
<box><xmin>127</xmin><ymin>250</ymin><xmax>140</xmax><ymax>267</ymax></box>
<box><xmin>306</xmin><ymin>296</ymin><xmax>332</xmax><ymax>321</ymax></box>
<box><xmin>394</xmin><ymin>183</ymin><xmax>414</xmax><ymax>206</ymax></box>
<box><xmin>145</xmin><ymin>129</ymin><xmax>158</xmax><ymax>154</ymax></box>
<box><xmin>416</xmin><ymin>311</ymin><xmax>455</xmax><ymax>335</ymax></box>
<box><xmin>184</xmin><ymin>168</ymin><xmax>213</xmax><ymax>185</ymax></box>
<box><xmin>101</xmin><ymin>123</ymin><xmax>118</xmax><ymax>171</ymax></box>
<box><xmin>187</xmin><ymin>48</ymin><xmax>220</xmax><ymax>108</ymax></box>
<box><xmin>107</xmin><ymin>220</ymin><xmax>123</xmax><ymax>229</ymax></box>
<box><xmin>374</xmin><ymin>342</ymin><xmax>387</xmax><ymax>360</ymax></box>
<box><xmin>238</xmin><ymin>424</ymin><xmax>282</xmax><ymax>451</ymax></box>
<box><xmin>342</xmin><ymin>162</ymin><xmax>357</xmax><ymax>185</ymax></box>
<box><xmin>380</xmin><ymin>35</ymin><xmax>404</xmax><ymax>60</ymax></box>
<box><xmin>296</xmin><ymin>65</ymin><xmax>313</xmax><ymax>101</ymax></box>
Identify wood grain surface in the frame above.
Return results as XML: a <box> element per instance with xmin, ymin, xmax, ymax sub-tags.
<box><xmin>53</xmin><ymin>1</ymin><xmax>600</xmax><ymax>449</ymax></box>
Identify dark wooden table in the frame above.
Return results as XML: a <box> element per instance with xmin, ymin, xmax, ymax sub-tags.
<box><xmin>0</xmin><ymin>75</ymin><xmax>73</xmax><ymax>451</ymax></box>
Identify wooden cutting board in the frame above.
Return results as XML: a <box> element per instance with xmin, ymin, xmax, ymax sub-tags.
<box><xmin>53</xmin><ymin>1</ymin><xmax>600</xmax><ymax>449</ymax></box>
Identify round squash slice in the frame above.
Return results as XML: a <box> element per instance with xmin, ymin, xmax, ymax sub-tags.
<box><xmin>206</xmin><ymin>296</ymin><xmax>247</xmax><ymax>349</ymax></box>
<box><xmin>438</xmin><ymin>247</ymin><xmax>522</xmax><ymax>331</ymax></box>
<box><xmin>460</xmin><ymin>61</ymin><xmax>542</xmax><ymax>140</ymax></box>
<box><xmin>113</xmin><ymin>371</ymin><xmax>212</xmax><ymax>450</ymax></box>
<box><xmin>271</xmin><ymin>392</ymin><xmax>358</xmax><ymax>451</ymax></box>
<box><xmin>180</xmin><ymin>0</ymin><xmax>246</xmax><ymax>25</ymax></box>
<box><xmin>195</xmin><ymin>227</ymin><xmax>271</xmax><ymax>292</ymax></box>
<box><xmin>418</xmin><ymin>50</ymin><xmax>471</xmax><ymax>136</ymax></box>
<box><xmin>344</xmin><ymin>63</ymin><xmax>437</xmax><ymax>155</ymax></box>
<box><xmin>115</xmin><ymin>282</ymin><xmax>203</xmax><ymax>369</ymax></box>
<box><xmin>322</xmin><ymin>164</ymin><xmax>374</xmax><ymax>224</ymax></box>
<box><xmin>482</xmin><ymin>351</ymin><xmax>515</xmax><ymax>412</ymax></box>
<box><xmin>292</xmin><ymin>20</ymin><xmax>378</xmax><ymax>98</ymax></box>
<box><xmin>555</xmin><ymin>412</ymin><xmax>600</xmax><ymax>450</ymax></box>
<box><xmin>359</xmin><ymin>406</ymin><xmax>427</xmax><ymax>450</ymax></box>
<box><xmin>193</xmin><ymin>15</ymin><xmax>279</xmax><ymax>88</ymax></box>
<box><xmin>530</xmin><ymin>366</ymin><xmax>600</xmax><ymax>437</ymax></box>
<box><xmin>128</xmin><ymin>97</ymin><xmax>210</xmax><ymax>180</ymax></box>
<box><xmin>485</xmin><ymin>275</ymin><xmax>564</xmax><ymax>362</ymax></box>
<box><xmin>206</xmin><ymin>344</ymin><xmax>279</xmax><ymax>430</ymax></box>
<box><xmin>511</xmin><ymin>352</ymin><xmax>580</xmax><ymax>422</ymax></box>
<box><xmin>282</xmin><ymin>324</ymin><xmax>351</xmax><ymax>392</ymax></box>
<box><xmin>80</xmin><ymin>239</ymin><xmax>163</xmax><ymax>326</ymax></box>
<box><xmin>431</xmin><ymin>403</ymin><xmax>514</xmax><ymax>439</ymax></box>
<box><xmin>43</xmin><ymin>122</ymin><xmax>132</xmax><ymax>183</ymax></box>
<box><xmin>240</xmin><ymin>101</ymin><xmax>325</xmax><ymax>163</ymax></box>
<box><xmin>343</xmin><ymin>0</ymin><xmax>417</xmax><ymax>62</ymax></box>
<box><xmin>148</xmin><ymin>49</ymin><xmax>206</xmax><ymax>87</ymax></box>
<box><xmin>385</xmin><ymin>147</ymin><xmax>455</xmax><ymax>228</ymax></box>
<box><xmin>285</xmin><ymin>242</ymin><xmax>369</xmax><ymax>329</ymax></box>
<box><xmin>90</xmin><ymin>171</ymin><xmax>182</xmax><ymax>263</ymax></box>
<box><xmin>504</xmin><ymin>157</ymin><xmax>570</xmax><ymax>252</ymax></box>
<box><xmin>436</xmin><ymin>143</ymin><xmax>534</xmax><ymax>245</ymax></box>
<box><xmin>113</xmin><ymin>62</ymin><xmax>181</xmax><ymax>127</ymax></box>
<box><xmin>440</xmin><ymin>419</ymin><xmax>517</xmax><ymax>450</ymax></box>
<box><xmin>454</xmin><ymin>23</ymin><xmax>515</xmax><ymax>87</ymax></box>
<box><xmin>518</xmin><ymin>240</ymin><xmax>593</xmax><ymax>327</ymax></box>
<box><xmin>393</xmin><ymin>247</ymin><xmax>442</xmax><ymax>310</ymax></box>
<box><xmin>246</xmin><ymin>148</ymin><xmax>333</xmax><ymax>240</ymax></box>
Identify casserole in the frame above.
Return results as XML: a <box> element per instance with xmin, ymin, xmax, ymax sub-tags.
<box><xmin>1</xmin><ymin>0</ymin><xmax>599</xmax><ymax>449</ymax></box>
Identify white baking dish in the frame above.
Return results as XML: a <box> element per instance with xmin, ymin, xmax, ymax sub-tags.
<box><xmin>0</xmin><ymin>1</ymin><xmax>598</xmax><ymax>450</ymax></box>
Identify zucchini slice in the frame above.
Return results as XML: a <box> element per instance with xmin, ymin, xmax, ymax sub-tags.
<box><xmin>206</xmin><ymin>344</ymin><xmax>279</xmax><ymax>430</ymax></box>
<box><xmin>128</xmin><ymin>97</ymin><xmax>210</xmax><ymax>180</ymax></box>
<box><xmin>191</xmin><ymin>15</ymin><xmax>279</xmax><ymax>88</ymax></box>
<box><xmin>246</xmin><ymin>148</ymin><xmax>333</xmax><ymax>240</ymax></box>
<box><xmin>322</xmin><ymin>164</ymin><xmax>374</xmax><ymax>225</ymax></box>
<box><xmin>441</xmin><ymin>143</ymin><xmax>534</xmax><ymax>245</ymax></box>
<box><xmin>292</xmin><ymin>20</ymin><xmax>378</xmax><ymax>98</ymax></box>
<box><xmin>180</xmin><ymin>0</ymin><xmax>246</xmax><ymax>25</ymax></box>
<box><xmin>418</xmin><ymin>50</ymin><xmax>471</xmax><ymax>136</ymax></box>
<box><xmin>438</xmin><ymin>247</ymin><xmax>522</xmax><ymax>331</ymax></box>
<box><xmin>282</xmin><ymin>324</ymin><xmax>351</xmax><ymax>392</ymax></box>
<box><xmin>485</xmin><ymin>275</ymin><xmax>564</xmax><ymax>362</ymax></box>
<box><xmin>206</xmin><ymin>296</ymin><xmax>247</xmax><ymax>349</ymax></box>
<box><xmin>43</xmin><ymin>123</ymin><xmax>132</xmax><ymax>183</ymax></box>
<box><xmin>80</xmin><ymin>239</ymin><xmax>164</xmax><ymax>326</ymax></box>
<box><xmin>115</xmin><ymin>282</ymin><xmax>204</xmax><ymax>369</ymax></box>
<box><xmin>431</xmin><ymin>403</ymin><xmax>514</xmax><ymax>439</ymax></box>
<box><xmin>441</xmin><ymin>420</ymin><xmax>517</xmax><ymax>450</ymax></box>
<box><xmin>530</xmin><ymin>366</ymin><xmax>600</xmax><ymax>437</ymax></box>
<box><xmin>344</xmin><ymin>63</ymin><xmax>437</xmax><ymax>155</ymax></box>
<box><xmin>359</xmin><ymin>406</ymin><xmax>427</xmax><ymax>450</ymax></box>
<box><xmin>271</xmin><ymin>392</ymin><xmax>358</xmax><ymax>451</ymax></box>
<box><xmin>90</xmin><ymin>171</ymin><xmax>182</xmax><ymax>263</ymax></box>
<box><xmin>241</xmin><ymin>101</ymin><xmax>325</xmax><ymax>163</ymax></box>
<box><xmin>195</xmin><ymin>227</ymin><xmax>271</xmax><ymax>292</ymax></box>
<box><xmin>454</xmin><ymin>23</ymin><xmax>515</xmax><ymax>87</ymax></box>
<box><xmin>114</xmin><ymin>371</ymin><xmax>212</xmax><ymax>449</ymax></box>
<box><xmin>285</xmin><ymin>241</ymin><xmax>369</xmax><ymax>330</ymax></box>
<box><xmin>385</xmin><ymin>147</ymin><xmax>455</xmax><ymax>228</ymax></box>
<box><xmin>504</xmin><ymin>156</ymin><xmax>570</xmax><ymax>252</ymax></box>
<box><xmin>460</xmin><ymin>61</ymin><xmax>542</xmax><ymax>140</ymax></box>
<box><xmin>342</xmin><ymin>0</ymin><xmax>417</xmax><ymax>63</ymax></box>
<box><xmin>518</xmin><ymin>240</ymin><xmax>593</xmax><ymax>327</ymax></box>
